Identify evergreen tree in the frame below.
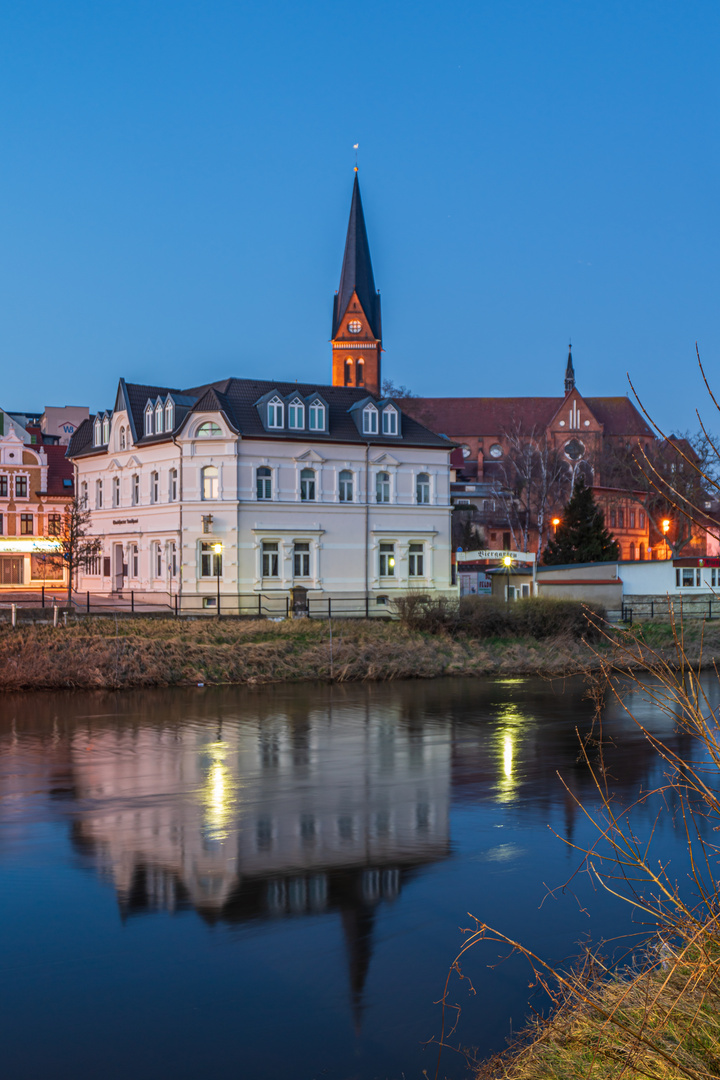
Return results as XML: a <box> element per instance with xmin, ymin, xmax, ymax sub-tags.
<box><xmin>543</xmin><ymin>476</ymin><xmax>619</xmax><ymax>564</ymax></box>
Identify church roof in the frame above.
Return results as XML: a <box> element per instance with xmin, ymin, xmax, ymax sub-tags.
<box><xmin>332</xmin><ymin>173</ymin><xmax>381</xmax><ymax>340</ymax></box>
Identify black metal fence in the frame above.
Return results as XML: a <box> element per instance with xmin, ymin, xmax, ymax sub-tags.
<box><xmin>620</xmin><ymin>597</ymin><xmax>720</xmax><ymax>624</ymax></box>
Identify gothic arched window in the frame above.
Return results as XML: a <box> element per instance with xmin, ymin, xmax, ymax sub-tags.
<box><xmin>344</xmin><ymin>359</ymin><xmax>353</xmax><ymax>386</ymax></box>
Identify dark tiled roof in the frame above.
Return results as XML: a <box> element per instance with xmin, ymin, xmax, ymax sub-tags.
<box><xmin>44</xmin><ymin>444</ymin><xmax>74</xmax><ymax>496</ymax></box>
<box><xmin>67</xmin><ymin>378</ymin><xmax>450</xmax><ymax>459</ymax></box>
<box><xmin>332</xmin><ymin>174</ymin><xmax>381</xmax><ymax>340</ymax></box>
<box><xmin>583</xmin><ymin>398</ymin><xmax>654</xmax><ymax>438</ymax></box>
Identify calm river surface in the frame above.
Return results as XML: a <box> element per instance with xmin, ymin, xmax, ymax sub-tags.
<box><xmin>0</xmin><ymin>676</ymin><xmax>713</xmax><ymax>1080</ymax></box>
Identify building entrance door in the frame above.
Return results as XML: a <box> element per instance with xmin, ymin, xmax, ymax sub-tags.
<box><xmin>114</xmin><ymin>545</ymin><xmax>125</xmax><ymax>592</ymax></box>
<box><xmin>0</xmin><ymin>557</ymin><xmax>23</xmax><ymax>585</ymax></box>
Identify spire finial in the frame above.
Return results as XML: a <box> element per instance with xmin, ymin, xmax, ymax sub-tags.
<box><xmin>353</xmin><ymin>143</ymin><xmax>358</xmax><ymax>171</ymax></box>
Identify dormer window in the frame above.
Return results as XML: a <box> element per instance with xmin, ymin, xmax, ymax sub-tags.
<box><xmin>165</xmin><ymin>400</ymin><xmax>174</xmax><ymax>432</ymax></box>
<box><xmin>145</xmin><ymin>404</ymin><xmax>154</xmax><ymax>436</ymax></box>
<box><xmin>102</xmin><ymin>416</ymin><xmax>110</xmax><ymax>444</ymax></box>
<box><xmin>382</xmin><ymin>407</ymin><xmax>398</xmax><ymax>435</ymax></box>
<box><xmin>94</xmin><ymin>418</ymin><xmax>102</xmax><ymax>446</ymax></box>
<box><xmin>308</xmin><ymin>402</ymin><xmax>325</xmax><ymax>431</ymax></box>
<box><xmin>155</xmin><ymin>402</ymin><xmax>163</xmax><ymax>434</ymax></box>
<box><xmin>119</xmin><ymin>426</ymin><xmax>126</xmax><ymax>450</ymax></box>
<box><xmin>288</xmin><ymin>400</ymin><xmax>304</xmax><ymax>429</ymax></box>
<box><xmin>362</xmin><ymin>405</ymin><xmax>378</xmax><ymax>435</ymax></box>
<box><xmin>268</xmin><ymin>397</ymin><xmax>284</xmax><ymax>428</ymax></box>
<box><xmin>196</xmin><ymin>421</ymin><xmax>222</xmax><ymax>438</ymax></box>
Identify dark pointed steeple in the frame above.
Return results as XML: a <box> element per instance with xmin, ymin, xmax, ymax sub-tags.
<box><xmin>332</xmin><ymin>172</ymin><xmax>382</xmax><ymax>341</ymax></box>
<box><xmin>565</xmin><ymin>344</ymin><xmax>575</xmax><ymax>393</ymax></box>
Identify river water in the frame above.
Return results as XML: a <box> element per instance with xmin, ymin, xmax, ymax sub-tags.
<box><xmin>0</xmin><ymin>675</ymin><xmax>714</xmax><ymax>1080</ymax></box>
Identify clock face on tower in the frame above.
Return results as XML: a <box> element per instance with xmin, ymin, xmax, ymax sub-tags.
<box><xmin>347</xmin><ymin>320</ymin><xmax>362</xmax><ymax>333</ymax></box>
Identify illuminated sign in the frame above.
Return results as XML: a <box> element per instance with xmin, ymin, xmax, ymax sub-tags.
<box><xmin>0</xmin><ymin>540</ymin><xmax>62</xmax><ymax>553</ymax></box>
<box><xmin>457</xmin><ymin>549</ymin><xmax>536</xmax><ymax>565</ymax></box>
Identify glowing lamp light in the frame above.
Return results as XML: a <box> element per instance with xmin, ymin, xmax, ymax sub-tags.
<box><xmin>212</xmin><ymin>543</ymin><xmax>223</xmax><ymax>554</ymax></box>
<box><xmin>552</xmin><ymin>518</ymin><xmax>560</xmax><ymax>527</ymax></box>
<box><xmin>388</xmin><ymin>557</ymin><xmax>395</xmax><ymax>567</ymax></box>
<box><xmin>661</xmin><ymin>519</ymin><xmax>671</xmax><ymax>535</ymax></box>
<box><xmin>502</xmin><ymin>555</ymin><xmax>513</xmax><ymax>567</ymax></box>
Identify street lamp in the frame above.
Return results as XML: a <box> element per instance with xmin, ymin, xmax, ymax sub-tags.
<box><xmin>552</xmin><ymin>517</ymin><xmax>560</xmax><ymax>528</ymax></box>
<box><xmin>661</xmin><ymin>519</ymin><xmax>671</xmax><ymax>560</ymax></box>
<box><xmin>502</xmin><ymin>554</ymin><xmax>513</xmax><ymax>605</ymax></box>
<box><xmin>212</xmin><ymin>543</ymin><xmax>223</xmax><ymax>618</ymax></box>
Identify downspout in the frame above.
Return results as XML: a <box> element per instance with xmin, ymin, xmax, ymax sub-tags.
<box><xmin>172</xmin><ymin>434</ymin><xmax>183</xmax><ymax>607</ymax></box>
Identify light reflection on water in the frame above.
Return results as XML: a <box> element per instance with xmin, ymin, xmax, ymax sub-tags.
<box><xmin>0</xmin><ymin>675</ymin><xmax>718</xmax><ymax>1080</ymax></box>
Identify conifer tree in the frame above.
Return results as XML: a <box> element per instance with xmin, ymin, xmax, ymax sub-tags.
<box><xmin>543</xmin><ymin>476</ymin><xmax>619</xmax><ymax>564</ymax></box>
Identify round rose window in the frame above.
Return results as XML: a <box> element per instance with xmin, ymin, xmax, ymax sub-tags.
<box><xmin>564</xmin><ymin>438</ymin><xmax>585</xmax><ymax>461</ymax></box>
<box><xmin>348</xmin><ymin>320</ymin><xmax>362</xmax><ymax>333</ymax></box>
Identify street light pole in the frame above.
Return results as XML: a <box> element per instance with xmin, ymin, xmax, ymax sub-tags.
<box><xmin>213</xmin><ymin>542</ymin><xmax>222</xmax><ymax>619</ymax></box>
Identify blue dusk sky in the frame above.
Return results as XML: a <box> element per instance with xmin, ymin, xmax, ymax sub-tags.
<box><xmin>0</xmin><ymin>0</ymin><xmax>718</xmax><ymax>432</ymax></box>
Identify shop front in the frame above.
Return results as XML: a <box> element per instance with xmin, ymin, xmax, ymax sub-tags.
<box><xmin>0</xmin><ymin>539</ymin><xmax>64</xmax><ymax>589</ymax></box>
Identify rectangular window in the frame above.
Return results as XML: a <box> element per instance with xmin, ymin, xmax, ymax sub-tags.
<box><xmin>112</xmin><ymin>476</ymin><xmax>120</xmax><ymax>507</ymax></box>
<box><xmin>640</xmin><ymin>511</ymin><xmax>645</xmax><ymax>527</ymax></box>
<box><xmin>15</xmin><ymin>476</ymin><xmax>27</xmax><ymax>498</ymax></box>
<box><xmin>80</xmin><ymin>481</ymin><xmax>88</xmax><ymax>507</ymax></box>
<box><xmin>363</xmin><ymin>408</ymin><xmax>378</xmax><ymax>435</ymax></box>
<box><xmin>629</xmin><ymin>510</ymin><xmax>636</xmax><ymax>528</ymax></box>
<box><xmin>262</xmin><ymin>541</ymin><xmax>279</xmax><ymax>578</ymax></box>
<box><xmin>169</xmin><ymin>469</ymin><xmax>178</xmax><ymax>502</ymax></box>
<box><xmin>680</xmin><ymin>567</ymin><xmax>696</xmax><ymax>587</ymax></box>
<box><xmin>0</xmin><ymin>476</ymin><xmax>8</xmax><ymax>498</ymax></box>
<box><xmin>339</xmin><ymin>470</ymin><xmax>353</xmax><ymax>502</ymax></box>
<box><xmin>610</xmin><ymin>510</ymin><xmax>616</xmax><ymax>527</ymax></box>
<box><xmin>267</xmin><ymin>400</ymin><xmax>283</xmax><ymax>428</ymax></box>
<box><xmin>47</xmin><ymin>514</ymin><xmax>61</xmax><ymax>536</ymax></box>
<box><xmin>309</xmin><ymin>403</ymin><xmax>325</xmax><ymax>431</ymax></box>
<box><xmin>20</xmin><ymin>513</ymin><xmax>33</xmax><ymax>535</ymax></box>
<box><xmin>131</xmin><ymin>545</ymin><xmax>139</xmax><ymax>578</ymax></box>
<box><xmin>379</xmin><ymin>542</ymin><xmax>395</xmax><ymax>577</ymax></box>
<box><xmin>300</xmin><ymin>470</ymin><xmax>316</xmax><ymax>501</ymax></box>
<box><xmin>294</xmin><ymin>542</ymin><xmax>310</xmax><ymax>577</ymax></box>
<box><xmin>288</xmin><ymin>403</ymin><xmax>304</xmax><ymax>428</ymax></box>
<box><xmin>132</xmin><ymin>474</ymin><xmax>139</xmax><ymax>505</ymax></box>
<box><xmin>86</xmin><ymin>555</ymin><xmax>101</xmax><ymax>576</ymax></box>
<box><xmin>618</xmin><ymin>509</ymin><xmax>624</xmax><ymax>528</ymax></box>
<box><xmin>30</xmin><ymin>553</ymin><xmax>62</xmax><ymax>580</ymax></box>
<box><xmin>0</xmin><ymin>513</ymin><xmax>3</xmax><ymax>534</ymax></box>
<box><xmin>408</xmin><ymin>543</ymin><xmax>424</xmax><ymax>577</ymax></box>
<box><xmin>155</xmin><ymin>543</ymin><xmax>162</xmax><ymax>577</ymax></box>
<box><xmin>711</xmin><ymin>568</ymin><xmax>718</xmax><ymax>588</ymax></box>
<box><xmin>382</xmin><ymin>409</ymin><xmax>397</xmax><ymax>435</ymax></box>
<box><xmin>151</xmin><ymin>472</ymin><xmax>159</xmax><ymax>504</ymax></box>
<box><xmin>170</xmin><ymin>542</ymin><xmax>177</xmax><ymax>578</ymax></box>
<box><xmin>96</xmin><ymin>480</ymin><xmax>103</xmax><ymax>509</ymax></box>
<box><xmin>200</xmin><ymin>542</ymin><xmax>222</xmax><ymax>578</ymax></box>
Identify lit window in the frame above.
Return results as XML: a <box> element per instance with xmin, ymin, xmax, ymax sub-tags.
<box><xmin>382</xmin><ymin>408</ymin><xmax>398</xmax><ymax>435</ymax></box>
<box><xmin>376</xmin><ymin>471</ymin><xmax>390</xmax><ymax>503</ymax></box>
<box><xmin>196</xmin><ymin>422</ymin><xmax>222</xmax><ymax>438</ymax></box>
<box><xmin>47</xmin><ymin>514</ymin><xmax>62</xmax><ymax>537</ymax></box>
<box><xmin>151</xmin><ymin>471</ymin><xmax>159</xmax><ymax>504</ymax></box>
<box><xmin>416</xmin><ymin>473</ymin><xmax>430</xmax><ymax>504</ymax></box>
<box><xmin>202</xmin><ymin>466</ymin><xmax>219</xmax><ymax>500</ymax></box>
<box><xmin>293</xmin><ymin>541</ymin><xmax>310</xmax><ymax>577</ymax></box>
<box><xmin>155</xmin><ymin>403</ymin><xmax>163</xmax><ymax>434</ymax></box>
<box><xmin>257</xmin><ymin>466</ymin><xmax>272</xmax><ymax>500</ymax></box>
<box><xmin>409</xmin><ymin>543</ymin><xmax>424</xmax><ymax>576</ymax></box>
<box><xmin>20</xmin><ymin>513</ymin><xmax>33</xmax><ymax>535</ymax></box>
<box><xmin>339</xmin><ymin>470</ymin><xmax>353</xmax><ymax>502</ymax></box>
<box><xmin>348</xmin><ymin>320</ymin><xmax>362</xmax><ymax>333</ymax></box>
<box><xmin>262</xmin><ymin>541</ymin><xmax>279</xmax><ymax>578</ymax></box>
<box><xmin>267</xmin><ymin>398</ymin><xmax>284</xmax><ymax>428</ymax></box>
<box><xmin>200</xmin><ymin>543</ymin><xmax>222</xmax><ymax>578</ymax></box>
<box><xmin>112</xmin><ymin>476</ymin><xmax>120</xmax><ymax>508</ymax></box>
<box><xmin>15</xmin><ymin>476</ymin><xmax>28</xmax><ymax>498</ymax></box>
<box><xmin>288</xmin><ymin>401</ymin><xmax>304</xmax><ymax>429</ymax></box>
<box><xmin>131</xmin><ymin>474</ymin><xmax>139</xmax><ymax>505</ymax></box>
<box><xmin>144</xmin><ymin>405</ymin><xmax>153</xmax><ymax>436</ymax></box>
<box><xmin>169</xmin><ymin>469</ymin><xmax>178</xmax><ymax>501</ymax></box>
<box><xmin>308</xmin><ymin>403</ymin><xmax>325</xmax><ymax>431</ymax></box>
<box><xmin>363</xmin><ymin>406</ymin><xmax>378</xmax><ymax>435</ymax></box>
<box><xmin>300</xmin><ymin>468</ymin><xmax>316</xmax><ymax>501</ymax></box>
<box><xmin>379</xmin><ymin>542</ymin><xmax>395</xmax><ymax>577</ymax></box>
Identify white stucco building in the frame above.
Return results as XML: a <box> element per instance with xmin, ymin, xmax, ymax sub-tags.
<box><xmin>67</xmin><ymin>377</ymin><xmax>455</xmax><ymax>612</ymax></box>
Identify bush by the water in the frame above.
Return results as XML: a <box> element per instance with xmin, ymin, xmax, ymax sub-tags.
<box><xmin>394</xmin><ymin>595</ymin><xmax>605</xmax><ymax>640</ymax></box>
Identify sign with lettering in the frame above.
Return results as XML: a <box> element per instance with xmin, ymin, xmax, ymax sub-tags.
<box><xmin>457</xmin><ymin>549</ymin><xmax>536</xmax><ymax>565</ymax></box>
<box><xmin>112</xmin><ymin>518</ymin><xmax>139</xmax><ymax>525</ymax></box>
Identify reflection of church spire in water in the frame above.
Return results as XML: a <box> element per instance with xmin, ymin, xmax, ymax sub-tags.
<box><xmin>340</xmin><ymin>905</ymin><xmax>377</xmax><ymax>1035</ymax></box>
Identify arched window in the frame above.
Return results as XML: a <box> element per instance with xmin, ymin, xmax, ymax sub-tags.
<box><xmin>102</xmin><ymin>416</ymin><xmax>110</xmax><ymax>444</ymax></box>
<box><xmin>363</xmin><ymin>405</ymin><xmax>378</xmax><ymax>435</ymax></box>
<box><xmin>382</xmin><ymin>407</ymin><xmax>398</xmax><ymax>435</ymax></box>
<box><xmin>639</xmin><ymin>543</ymin><xmax>646</xmax><ymax>561</ymax></box>
<box><xmin>119</xmin><ymin>426</ymin><xmax>126</xmax><ymax>450</ymax></box>
<box><xmin>300</xmin><ymin>468</ymin><xmax>316</xmax><ymax>501</ymax></box>
<box><xmin>202</xmin><ymin>465</ymin><xmax>219</xmax><ymax>500</ymax></box>
<box><xmin>165</xmin><ymin>400</ymin><xmax>174</xmax><ymax>432</ymax></box>
<box><xmin>256</xmin><ymin>466</ymin><xmax>272</xmax><ymax>500</ymax></box>
<box><xmin>416</xmin><ymin>473</ymin><xmax>430</xmax><ymax>504</ymax></box>
<box><xmin>94</xmin><ymin>418</ymin><xmax>102</xmax><ymax>446</ymax></box>
<box><xmin>267</xmin><ymin>398</ymin><xmax>284</xmax><ymax>428</ymax></box>
<box><xmin>196</xmin><ymin>421</ymin><xmax>222</xmax><ymax>438</ymax></box>
<box><xmin>376</xmin><ymin>471</ymin><xmax>390</xmax><ymax>503</ymax></box>
<box><xmin>344</xmin><ymin>359</ymin><xmax>353</xmax><ymax>386</ymax></box>
<box><xmin>155</xmin><ymin>402</ymin><xmax>163</xmax><ymax>434</ymax></box>
<box><xmin>339</xmin><ymin>470</ymin><xmax>353</xmax><ymax>502</ymax></box>
<box><xmin>356</xmin><ymin>359</ymin><xmax>365</xmax><ymax>386</ymax></box>
<box><xmin>288</xmin><ymin>400</ymin><xmax>304</xmax><ymax>429</ymax></box>
<box><xmin>308</xmin><ymin>402</ymin><xmax>325</xmax><ymax>431</ymax></box>
<box><xmin>144</xmin><ymin>404</ymin><xmax>154</xmax><ymax>437</ymax></box>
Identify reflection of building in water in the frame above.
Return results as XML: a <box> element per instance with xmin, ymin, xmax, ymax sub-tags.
<box><xmin>69</xmin><ymin>703</ymin><xmax>451</xmax><ymax>1025</ymax></box>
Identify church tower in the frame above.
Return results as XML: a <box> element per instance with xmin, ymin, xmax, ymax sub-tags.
<box><xmin>331</xmin><ymin>172</ymin><xmax>382</xmax><ymax>397</ymax></box>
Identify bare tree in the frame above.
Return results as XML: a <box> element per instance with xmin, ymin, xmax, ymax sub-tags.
<box><xmin>47</xmin><ymin>497</ymin><xmax>102</xmax><ymax>609</ymax></box>
<box><xmin>492</xmin><ymin>424</ymin><xmax>570</xmax><ymax>554</ymax></box>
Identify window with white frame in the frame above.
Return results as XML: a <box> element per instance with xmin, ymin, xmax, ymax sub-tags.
<box><xmin>308</xmin><ymin>402</ymin><xmax>325</xmax><ymax>431</ymax></box>
<box><xmin>165</xmin><ymin>400</ymin><xmax>174</xmax><ymax>432</ymax></box>
<box><xmin>155</xmin><ymin>402</ymin><xmax>163</xmax><ymax>434</ymax></box>
<box><xmin>154</xmin><ymin>542</ymin><xmax>162</xmax><ymax>577</ymax></box>
<box><xmin>416</xmin><ymin>473</ymin><xmax>430</xmax><ymax>504</ymax></box>
<box><xmin>95</xmin><ymin>479</ymin><xmax>103</xmax><ymax>509</ymax></box>
<box><xmin>103</xmin><ymin>416</ymin><xmax>110</xmax><ymax>444</ymax></box>
<box><xmin>196</xmin><ymin>421</ymin><xmax>222</xmax><ymax>438</ymax></box>
<box><xmin>20</xmin><ymin>514</ymin><xmax>33</xmax><ymax>535</ymax></box>
<box><xmin>409</xmin><ymin>543</ymin><xmax>424</xmax><ymax>577</ymax></box>
<box><xmin>382</xmin><ymin>407</ymin><xmax>398</xmax><ymax>435</ymax></box>
<box><xmin>130</xmin><ymin>544</ymin><xmax>139</xmax><ymax>578</ymax></box>
<box><xmin>144</xmin><ymin>405</ymin><xmax>153</xmax><ymax>436</ymax></box>
<box><xmin>0</xmin><ymin>476</ymin><xmax>7</xmax><ymax>498</ymax></box>
<box><xmin>676</xmin><ymin>568</ymin><xmax>701</xmax><ymax>588</ymax></box>
<box><xmin>169</xmin><ymin>468</ymin><xmax>178</xmax><ymax>501</ymax></box>
<box><xmin>112</xmin><ymin>476</ymin><xmax>120</xmax><ymax>508</ymax></box>
<box><xmin>300</xmin><ymin>468</ymin><xmax>316</xmax><ymax>501</ymax></box>
<box><xmin>293</xmin><ymin>541</ymin><xmax>310</xmax><ymax>577</ymax></box>
<box><xmin>363</xmin><ymin>405</ymin><xmax>378</xmax><ymax>434</ymax></box>
<box><xmin>202</xmin><ymin>465</ymin><xmax>219</xmax><ymax>500</ymax></box>
<box><xmin>339</xmin><ymin>469</ymin><xmax>353</xmax><ymax>502</ymax></box>
<box><xmin>151</xmin><ymin>471</ymin><xmax>159</xmax><ymax>504</ymax></box>
<box><xmin>379</xmin><ymin>542</ymin><xmax>395</xmax><ymax>577</ymax></box>
<box><xmin>131</xmin><ymin>474</ymin><xmax>139</xmax><ymax>505</ymax></box>
<box><xmin>47</xmin><ymin>514</ymin><xmax>61</xmax><ymax>536</ymax></box>
<box><xmin>87</xmin><ymin>554</ymin><xmax>101</xmax><ymax>576</ymax></box>
<box><xmin>376</xmin><ymin>471</ymin><xmax>390</xmax><ymax>503</ymax></box>
<box><xmin>200</xmin><ymin>542</ymin><xmax>222</xmax><ymax>578</ymax></box>
<box><xmin>94</xmin><ymin>418</ymin><xmax>102</xmax><ymax>446</ymax></box>
<box><xmin>267</xmin><ymin>398</ymin><xmax>284</xmax><ymax>428</ymax></box>
<box><xmin>170</xmin><ymin>542</ymin><xmax>177</xmax><ymax>578</ymax></box>
<box><xmin>262</xmin><ymin>541</ymin><xmax>279</xmax><ymax>578</ymax></box>
<box><xmin>80</xmin><ymin>481</ymin><xmax>88</xmax><ymax>507</ymax></box>
<box><xmin>288</xmin><ymin>400</ymin><xmax>304</xmax><ymax>429</ymax></box>
<box><xmin>256</xmin><ymin>466</ymin><xmax>272</xmax><ymax>500</ymax></box>
<box><xmin>15</xmin><ymin>475</ymin><xmax>28</xmax><ymax>498</ymax></box>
